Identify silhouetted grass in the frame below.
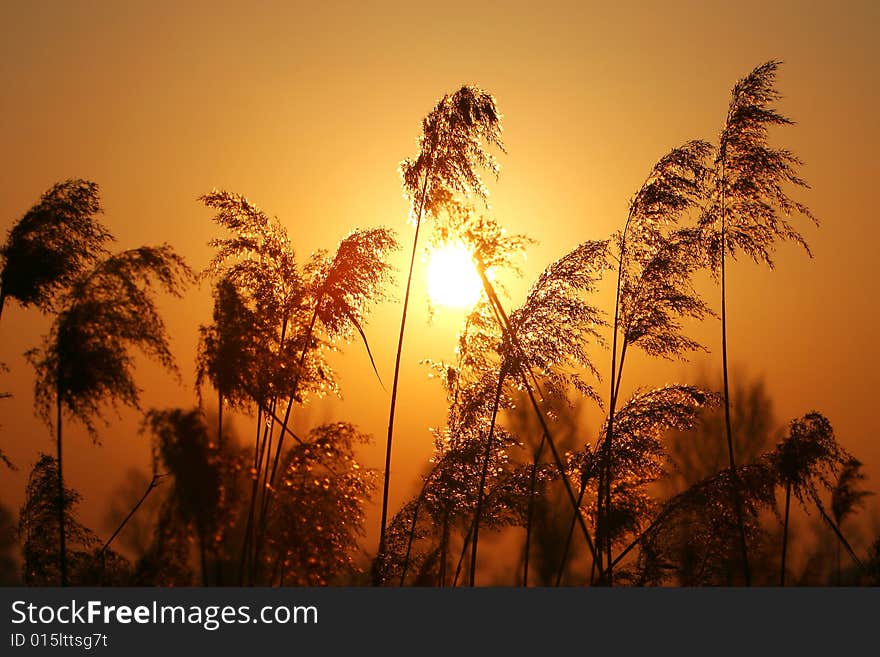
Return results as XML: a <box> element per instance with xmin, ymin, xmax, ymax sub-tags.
<box><xmin>2</xmin><ymin>62</ymin><xmax>877</xmax><ymax>589</ymax></box>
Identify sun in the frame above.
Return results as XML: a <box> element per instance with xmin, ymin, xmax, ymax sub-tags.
<box><xmin>426</xmin><ymin>240</ymin><xmax>483</xmax><ymax>308</ymax></box>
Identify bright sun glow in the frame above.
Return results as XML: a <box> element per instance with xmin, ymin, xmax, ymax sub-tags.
<box><xmin>426</xmin><ymin>241</ymin><xmax>483</xmax><ymax>308</ymax></box>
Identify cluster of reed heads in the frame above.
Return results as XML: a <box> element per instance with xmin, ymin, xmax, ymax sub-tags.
<box><xmin>1</xmin><ymin>61</ymin><xmax>877</xmax><ymax>587</ymax></box>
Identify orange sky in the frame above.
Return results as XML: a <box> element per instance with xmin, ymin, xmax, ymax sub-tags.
<box><xmin>1</xmin><ymin>1</ymin><xmax>879</xmax><ymax>550</ymax></box>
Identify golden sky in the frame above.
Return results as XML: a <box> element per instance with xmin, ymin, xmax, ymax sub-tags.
<box><xmin>1</xmin><ymin>0</ymin><xmax>878</xmax><ymax>545</ymax></box>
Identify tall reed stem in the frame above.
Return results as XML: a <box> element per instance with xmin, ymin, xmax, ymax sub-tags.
<box><xmin>263</xmin><ymin>303</ymin><xmax>321</xmax><ymax>514</ymax></box>
<box><xmin>250</xmin><ymin>414</ymin><xmax>277</xmax><ymax>584</ymax></box>
<box><xmin>56</xmin><ymin>377</ymin><xmax>67</xmax><ymax>586</ymax></box>
<box><xmin>98</xmin><ymin>472</ymin><xmax>162</xmax><ymax>560</ymax></box>
<box><xmin>453</xmin><ymin>521</ymin><xmax>474</xmax><ymax>586</ymax></box>
<box><xmin>553</xmin><ymin>214</ymin><xmax>633</xmax><ymax>586</ymax></box>
<box><xmin>237</xmin><ymin>406</ymin><xmax>263</xmax><ymax>584</ymax></box>
<box><xmin>522</xmin><ymin>436</ymin><xmax>544</xmax><ymax>587</ymax></box>
<box><xmin>817</xmin><ymin>504</ymin><xmax>862</xmax><ymax>571</ymax></box>
<box><xmin>468</xmin><ymin>371</ymin><xmax>506</xmax><ymax>586</ymax></box>
<box><xmin>439</xmin><ymin>512</ymin><xmax>449</xmax><ymax>586</ymax></box>
<box><xmin>399</xmin><ymin>467</ymin><xmax>442</xmax><ymax>585</ymax></box>
<box><xmin>240</xmin><ymin>316</ymin><xmax>288</xmax><ymax>584</ymax></box>
<box><xmin>251</xmin><ymin>302</ymin><xmax>327</xmax><ymax>582</ymax></box>
<box><xmin>719</xmin><ymin>153</ymin><xmax>751</xmax><ymax>585</ymax></box>
<box><xmin>556</xmin><ymin>481</ymin><xmax>587</xmax><ymax>586</ymax></box>
<box><xmin>836</xmin><ymin>541</ymin><xmax>842</xmax><ymax>586</ymax></box>
<box><xmin>478</xmin><ymin>269</ymin><xmax>600</xmax><ymax>569</ymax></box>
<box><xmin>217</xmin><ymin>390</ymin><xmax>223</xmax><ymax>449</ymax></box>
<box><xmin>780</xmin><ymin>482</ymin><xmax>791</xmax><ymax>586</ymax></box>
<box><xmin>375</xmin><ymin>169</ymin><xmax>433</xmax><ymax>584</ymax></box>
<box><xmin>597</xmin><ymin>210</ymin><xmax>634</xmax><ymax>585</ymax></box>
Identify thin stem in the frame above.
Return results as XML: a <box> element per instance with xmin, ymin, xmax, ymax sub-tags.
<box><xmin>258</xmin><ymin>406</ymin><xmax>309</xmax><ymax>449</ymax></box>
<box><xmin>399</xmin><ymin>473</ymin><xmax>433</xmax><ymax>586</ymax></box>
<box><xmin>251</xmin><ymin>320</ymin><xmax>290</xmax><ymax>584</ymax></box>
<box><xmin>237</xmin><ymin>406</ymin><xmax>263</xmax><ymax>585</ymax></box>
<box><xmin>250</xmin><ymin>409</ymin><xmax>277</xmax><ymax>584</ymax></box>
<box><xmin>478</xmin><ymin>270</ymin><xmax>600</xmax><ymax>568</ymax></box>
<box><xmin>612</xmin><ymin>343</ymin><xmax>629</xmax><ymax>417</ymax></box>
<box><xmin>251</xmin><ymin>300</ymin><xmax>320</xmax><ymax>576</ymax></box>
<box><xmin>375</xmin><ymin>168</ymin><xmax>433</xmax><ymax>584</ymax></box>
<box><xmin>439</xmin><ymin>512</ymin><xmax>449</xmax><ymax>587</ymax></box>
<box><xmin>598</xmin><ymin>211</ymin><xmax>633</xmax><ymax>586</ymax></box>
<box><xmin>607</xmin><ymin>465</ymin><xmax>753</xmax><ymax>577</ymax></box>
<box><xmin>98</xmin><ymin>473</ymin><xmax>163</xmax><ymax>559</ymax></box>
<box><xmin>56</xmin><ymin>382</ymin><xmax>67</xmax><ymax>587</ymax></box>
<box><xmin>781</xmin><ymin>482</ymin><xmax>791</xmax><ymax>586</ymax></box>
<box><xmin>468</xmin><ymin>370</ymin><xmax>506</xmax><ymax>586</ymax></box>
<box><xmin>719</xmin><ymin>150</ymin><xmax>751</xmax><ymax>586</ymax></box>
<box><xmin>263</xmin><ymin>302</ymin><xmax>322</xmax><ymax>520</ymax></box>
<box><xmin>609</xmin><ymin>499</ymin><xmax>679</xmax><ymax>571</ymax></box>
<box><xmin>523</xmin><ymin>436</ymin><xmax>545</xmax><ymax>587</ymax></box>
<box><xmin>217</xmin><ymin>390</ymin><xmax>223</xmax><ymax>450</ymax></box>
<box><xmin>606</xmin><ymin>469</ymin><xmax>749</xmax><ymax>580</ymax></box>
<box><xmin>556</xmin><ymin>476</ymin><xmax>588</xmax><ymax>587</ymax></box>
<box><xmin>258</xmin><ymin>429</ymin><xmax>274</xmax><ymax>513</ymax></box>
<box><xmin>816</xmin><ymin>503</ymin><xmax>863</xmax><ymax>570</ymax></box>
<box><xmin>837</xmin><ymin>538</ymin><xmax>842</xmax><ymax>586</ymax></box>
<box><xmin>453</xmin><ymin>523</ymin><xmax>474</xmax><ymax>587</ymax></box>
<box><xmin>401</xmin><ymin>315</ymin><xmax>475</xmax><ymax>586</ymax></box>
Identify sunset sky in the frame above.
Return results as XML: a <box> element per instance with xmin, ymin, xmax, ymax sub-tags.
<box><xmin>1</xmin><ymin>0</ymin><xmax>878</xmax><ymax>552</ymax></box>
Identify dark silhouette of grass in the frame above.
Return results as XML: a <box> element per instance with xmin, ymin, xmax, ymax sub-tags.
<box><xmin>700</xmin><ymin>60</ymin><xmax>817</xmax><ymax>585</ymax></box>
<box><xmin>199</xmin><ymin>191</ymin><xmax>395</xmax><ymax>584</ymax></box>
<box><xmin>0</xmin><ymin>180</ymin><xmax>111</xmax><ymax>322</ymax></box>
<box><xmin>3</xmin><ymin>63</ymin><xmax>877</xmax><ymax>589</ymax></box>
<box><xmin>27</xmin><ymin>245</ymin><xmax>192</xmax><ymax>585</ymax></box>
<box><xmin>375</xmin><ymin>86</ymin><xmax>504</xmax><ymax>584</ymax></box>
